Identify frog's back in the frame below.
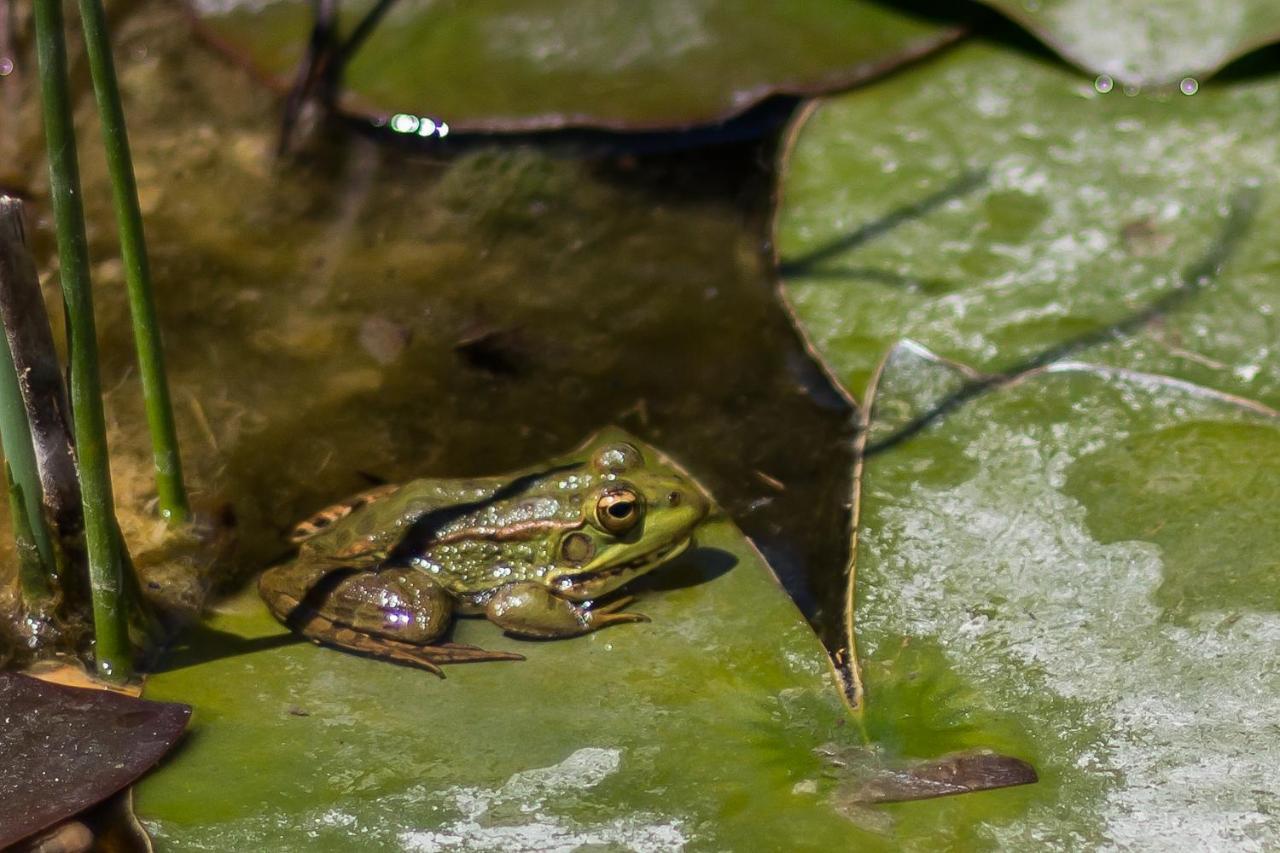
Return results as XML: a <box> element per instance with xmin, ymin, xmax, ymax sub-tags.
<box><xmin>288</xmin><ymin>483</ymin><xmax>402</xmax><ymax>543</ymax></box>
<box><xmin>291</xmin><ymin>476</ymin><xmax>516</xmax><ymax>554</ymax></box>
<box><xmin>289</xmin><ymin>460</ymin><xmax>597</xmax><ymax>596</ymax></box>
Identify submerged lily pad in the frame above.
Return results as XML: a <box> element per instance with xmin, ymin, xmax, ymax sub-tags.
<box><xmin>188</xmin><ymin>0</ymin><xmax>962</xmax><ymax>131</ymax></box>
<box><xmin>135</xmin><ymin>518</ymin><xmax>878</xmax><ymax>850</ymax></box>
<box><xmin>852</xmin><ymin>343</ymin><xmax>1280</xmax><ymax>847</ymax></box>
<box><xmin>976</xmin><ymin>0</ymin><xmax>1280</xmax><ymax>86</ymax></box>
<box><xmin>776</xmin><ymin>41</ymin><xmax>1280</xmax><ymax>406</ymax></box>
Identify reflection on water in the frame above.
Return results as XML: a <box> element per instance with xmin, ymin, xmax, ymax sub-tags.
<box><xmin>384</xmin><ymin>113</ymin><xmax>451</xmax><ymax>137</ymax></box>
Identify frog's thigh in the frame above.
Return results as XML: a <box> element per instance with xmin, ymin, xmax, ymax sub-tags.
<box><xmin>485</xmin><ymin>582</ymin><xmax>648</xmax><ymax>639</ymax></box>
<box><xmin>322</xmin><ymin>568</ymin><xmax>454</xmax><ymax>644</ymax></box>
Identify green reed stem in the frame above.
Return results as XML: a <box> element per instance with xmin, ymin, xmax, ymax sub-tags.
<box><xmin>7</xmin><ymin>466</ymin><xmax>53</xmax><ymax>605</ymax></box>
<box><xmin>0</xmin><ymin>333</ymin><xmax>55</xmax><ymax>578</ymax></box>
<box><xmin>78</xmin><ymin>0</ymin><xmax>189</xmax><ymax>525</ymax></box>
<box><xmin>33</xmin><ymin>0</ymin><xmax>131</xmax><ymax>681</ymax></box>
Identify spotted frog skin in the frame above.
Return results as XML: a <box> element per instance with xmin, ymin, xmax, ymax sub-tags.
<box><xmin>259</xmin><ymin>428</ymin><xmax>709</xmax><ymax>674</ymax></box>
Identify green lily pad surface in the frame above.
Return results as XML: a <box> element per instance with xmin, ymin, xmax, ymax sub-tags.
<box><xmin>855</xmin><ymin>343</ymin><xmax>1280</xmax><ymax>847</ymax></box>
<box><xmin>188</xmin><ymin>0</ymin><xmax>961</xmax><ymax>130</ymax></box>
<box><xmin>776</xmin><ymin>32</ymin><xmax>1280</xmax><ymax>847</ymax></box>
<box><xmin>135</xmin><ymin>517</ymin><xmax>878</xmax><ymax>851</ymax></box>
<box><xmin>776</xmin><ymin>41</ymin><xmax>1280</xmax><ymax>405</ymax></box>
<box><xmin>977</xmin><ymin>0</ymin><xmax>1280</xmax><ymax>86</ymax></box>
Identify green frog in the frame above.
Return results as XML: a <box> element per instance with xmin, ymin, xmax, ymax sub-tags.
<box><xmin>260</xmin><ymin>428</ymin><xmax>709</xmax><ymax>674</ymax></box>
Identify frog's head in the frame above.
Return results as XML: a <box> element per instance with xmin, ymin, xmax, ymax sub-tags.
<box><xmin>546</xmin><ymin>428</ymin><xmax>709</xmax><ymax>602</ymax></box>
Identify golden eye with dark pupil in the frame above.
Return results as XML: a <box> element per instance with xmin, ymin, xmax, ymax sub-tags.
<box><xmin>596</xmin><ymin>489</ymin><xmax>643</xmax><ymax>533</ymax></box>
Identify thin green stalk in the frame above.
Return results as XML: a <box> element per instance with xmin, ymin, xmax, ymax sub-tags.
<box><xmin>77</xmin><ymin>0</ymin><xmax>189</xmax><ymax>525</ymax></box>
<box><xmin>0</xmin><ymin>331</ymin><xmax>55</xmax><ymax>575</ymax></box>
<box><xmin>33</xmin><ymin>0</ymin><xmax>131</xmax><ymax>681</ymax></box>
<box><xmin>6</xmin><ymin>466</ymin><xmax>52</xmax><ymax>606</ymax></box>
<box><xmin>6</xmin><ymin>466</ymin><xmax>52</xmax><ymax>604</ymax></box>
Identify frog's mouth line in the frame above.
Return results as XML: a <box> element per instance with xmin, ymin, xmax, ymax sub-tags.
<box><xmin>556</xmin><ymin>537</ymin><xmax>691</xmax><ymax>591</ymax></box>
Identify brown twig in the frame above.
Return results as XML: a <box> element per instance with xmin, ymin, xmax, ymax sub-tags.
<box><xmin>0</xmin><ymin>196</ymin><xmax>86</xmax><ymax>605</ymax></box>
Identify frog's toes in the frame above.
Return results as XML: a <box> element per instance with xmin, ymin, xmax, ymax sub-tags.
<box><xmin>588</xmin><ymin>609</ymin><xmax>650</xmax><ymax>629</ymax></box>
<box><xmin>583</xmin><ymin>597</ymin><xmax>650</xmax><ymax>631</ymax></box>
<box><xmin>591</xmin><ymin>594</ymin><xmax>638</xmax><ymax>615</ymax></box>
<box><xmin>589</xmin><ymin>595</ymin><xmax>650</xmax><ymax>626</ymax></box>
<box><xmin>428</xmin><ymin>641</ymin><xmax>526</xmax><ymax>665</ymax></box>
<box><xmin>336</xmin><ymin>634</ymin><xmax>526</xmax><ymax>675</ymax></box>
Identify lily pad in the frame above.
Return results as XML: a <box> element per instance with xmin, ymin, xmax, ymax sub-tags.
<box><xmin>188</xmin><ymin>0</ymin><xmax>963</xmax><ymax>131</ymax></box>
<box><xmin>134</xmin><ymin>516</ymin><xmax>886</xmax><ymax>850</ymax></box>
<box><xmin>976</xmin><ymin>0</ymin><xmax>1280</xmax><ymax>86</ymax></box>
<box><xmin>775</xmin><ymin>40</ymin><xmax>1280</xmax><ymax>406</ymax></box>
<box><xmin>852</xmin><ymin>342</ymin><xmax>1280</xmax><ymax>847</ymax></box>
<box><xmin>775</xmin><ymin>34</ymin><xmax>1280</xmax><ymax>845</ymax></box>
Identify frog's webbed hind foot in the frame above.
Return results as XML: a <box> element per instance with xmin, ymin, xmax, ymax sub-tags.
<box><xmin>289</xmin><ymin>609</ymin><xmax>525</xmax><ymax>677</ymax></box>
<box><xmin>429</xmin><ymin>641</ymin><xmax>527</xmax><ymax>666</ymax></box>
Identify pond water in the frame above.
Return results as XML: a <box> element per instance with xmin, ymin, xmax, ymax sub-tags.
<box><xmin>13</xmin><ymin>4</ymin><xmax>1280</xmax><ymax>850</ymax></box>
<box><xmin>1</xmin><ymin>1</ymin><xmax>854</xmax><ymax>646</ymax></box>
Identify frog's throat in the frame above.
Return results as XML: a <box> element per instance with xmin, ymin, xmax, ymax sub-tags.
<box><xmin>554</xmin><ymin>536</ymin><xmax>691</xmax><ymax>600</ymax></box>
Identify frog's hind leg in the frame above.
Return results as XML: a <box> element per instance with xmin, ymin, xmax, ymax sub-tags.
<box><xmin>286</xmin><ymin>608</ymin><xmax>524</xmax><ymax>676</ymax></box>
<box><xmin>286</xmin><ymin>610</ymin><xmax>449</xmax><ymax>676</ymax></box>
<box><xmin>265</xmin><ymin>565</ymin><xmax>524</xmax><ymax>675</ymax></box>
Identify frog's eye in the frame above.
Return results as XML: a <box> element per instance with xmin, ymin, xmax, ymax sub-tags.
<box><xmin>595</xmin><ymin>488</ymin><xmax>644</xmax><ymax>534</ymax></box>
<box><xmin>593</xmin><ymin>443</ymin><xmax>642</xmax><ymax>475</ymax></box>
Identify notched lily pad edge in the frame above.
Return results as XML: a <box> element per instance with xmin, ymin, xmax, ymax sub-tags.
<box><xmin>184</xmin><ymin>4</ymin><xmax>968</xmax><ymax>135</ymax></box>
<box><xmin>768</xmin><ymin>98</ymin><xmax>864</xmax><ymax>413</ymax></box>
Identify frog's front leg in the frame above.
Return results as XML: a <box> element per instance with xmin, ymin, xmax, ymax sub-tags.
<box><xmin>485</xmin><ymin>581</ymin><xmax>650</xmax><ymax>639</ymax></box>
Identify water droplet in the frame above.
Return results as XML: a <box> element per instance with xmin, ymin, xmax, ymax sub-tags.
<box><xmin>1123</xmin><ymin>84</ymin><xmax>1140</xmax><ymax>97</ymax></box>
<box><xmin>0</xmin><ymin>58</ymin><xmax>13</xmax><ymax>76</ymax></box>
<box><xmin>1094</xmin><ymin>75</ymin><xmax>1114</xmax><ymax>94</ymax></box>
<box><xmin>1180</xmin><ymin>77</ymin><xmax>1199</xmax><ymax>96</ymax></box>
